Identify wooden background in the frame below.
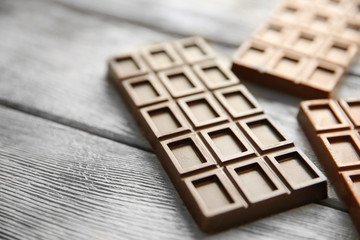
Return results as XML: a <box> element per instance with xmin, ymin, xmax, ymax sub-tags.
<box><xmin>0</xmin><ymin>0</ymin><xmax>359</xmax><ymax>239</ymax></box>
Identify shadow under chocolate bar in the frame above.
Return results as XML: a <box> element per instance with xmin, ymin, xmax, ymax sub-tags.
<box><xmin>298</xmin><ymin>97</ymin><xmax>360</xmax><ymax>230</ymax></box>
<box><xmin>108</xmin><ymin>36</ymin><xmax>327</xmax><ymax>233</ymax></box>
<box><xmin>232</xmin><ymin>0</ymin><xmax>360</xmax><ymax>99</ymax></box>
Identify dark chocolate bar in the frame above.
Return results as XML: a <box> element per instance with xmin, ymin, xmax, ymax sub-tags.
<box><xmin>298</xmin><ymin>97</ymin><xmax>360</xmax><ymax>230</ymax></box>
<box><xmin>108</xmin><ymin>36</ymin><xmax>327</xmax><ymax>232</ymax></box>
<box><xmin>232</xmin><ymin>0</ymin><xmax>360</xmax><ymax>99</ymax></box>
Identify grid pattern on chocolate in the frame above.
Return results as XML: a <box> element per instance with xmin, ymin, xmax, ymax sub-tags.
<box><xmin>109</xmin><ymin>36</ymin><xmax>327</xmax><ymax>233</ymax></box>
<box><xmin>298</xmin><ymin>97</ymin><xmax>360</xmax><ymax>230</ymax></box>
<box><xmin>232</xmin><ymin>0</ymin><xmax>360</xmax><ymax>99</ymax></box>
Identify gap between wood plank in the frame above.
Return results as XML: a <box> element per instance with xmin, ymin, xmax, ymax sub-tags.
<box><xmin>0</xmin><ymin>98</ymin><xmax>153</xmax><ymax>153</ymax></box>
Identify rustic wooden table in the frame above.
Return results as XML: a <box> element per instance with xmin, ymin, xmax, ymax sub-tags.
<box><xmin>1</xmin><ymin>0</ymin><xmax>359</xmax><ymax>239</ymax></box>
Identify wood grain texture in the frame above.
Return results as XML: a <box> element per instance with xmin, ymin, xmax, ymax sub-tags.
<box><xmin>0</xmin><ymin>105</ymin><xmax>358</xmax><ymax>240</ymax></box>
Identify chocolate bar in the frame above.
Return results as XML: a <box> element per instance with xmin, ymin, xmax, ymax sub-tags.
<box><xmin>108</xmin><ymin>36</ymin><xmax>327</xmax><ymax>232</ymax></box>
<box><xmin>232</xmin><ymin>0</ymin><xmax>360</xmax><ymax>99</ymax></box>
<box><xmin>298</xmin><ymin>98</ymin><xmax>360</xmax><ymax>230</ymax></box>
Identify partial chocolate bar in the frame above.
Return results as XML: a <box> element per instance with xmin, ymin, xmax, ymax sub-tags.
<box><xmin>108</xmin><ymin>36</ymin><xmax>327</xmax><ymax>233</ymax></box>
<box><xmin>232</xmin><ymin>0</ymin><xmax>360</xmax><ymax>99</ymax></box>
<box><xmin>298</xmin><ymin>98</ymin><xmax>360</xmax><ymax>230</ymax></box>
